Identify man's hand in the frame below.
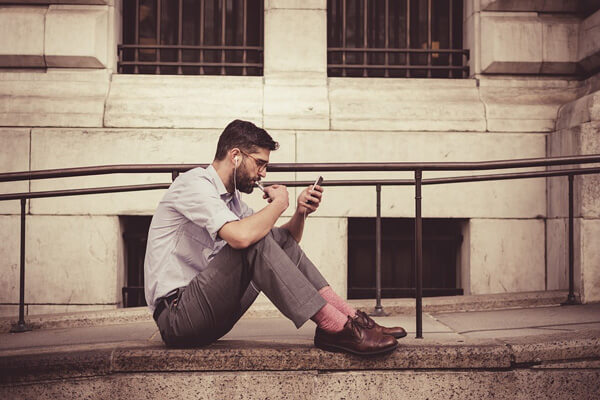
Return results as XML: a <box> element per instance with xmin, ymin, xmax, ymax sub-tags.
<box><xmin>296</xmin><ymin>184</ymin><xmax>323</xmax><ymax>216</ymax></box>
<box><xmin>263</xmin><ymin>184</ymin><xmax>290</xmax><ymax>210</ymax></box>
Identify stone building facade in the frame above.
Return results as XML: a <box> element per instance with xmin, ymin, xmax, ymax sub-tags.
<box><xmin>0</xmin><ymin>0</ymin><xmax>599</xmax><ymax>316</ymax></box>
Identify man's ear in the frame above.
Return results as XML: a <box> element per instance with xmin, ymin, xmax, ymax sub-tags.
<box><xmin>230</xmin><ymin>148</ymin><xmax>241</xmax><ymax>167</ymax></box>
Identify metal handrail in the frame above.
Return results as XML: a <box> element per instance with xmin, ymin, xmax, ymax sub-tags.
<box><xmin>2</xmin><ymin>154</ymin><xmax>600</xmax><ymax>182</ymax></box>
<box><xmin>2</xmin><ymin>154</ymin><xmax>600</xmax><ymax>336</ymax></box>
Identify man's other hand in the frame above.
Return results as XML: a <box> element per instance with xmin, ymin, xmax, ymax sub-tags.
<box><xmin>297</xmin><ymin>184</ymin><xmax>323</xmax><ymax>215</ymax></box>
<box><xmin>263</xmin><ymin>184</ymin><xmax>289</xmax><ymax>209</ymax></box>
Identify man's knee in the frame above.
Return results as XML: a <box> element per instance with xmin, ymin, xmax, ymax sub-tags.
<box><xmin>270</xmin><ymin>227</ymin><xmax>295</xmax><ymax>247</ymax></box>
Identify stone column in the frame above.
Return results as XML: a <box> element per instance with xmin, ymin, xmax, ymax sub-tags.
<box><xmin>263</xmin><ymin>0</ymin><xmax>329</xmax><ymax>130</ymax></box>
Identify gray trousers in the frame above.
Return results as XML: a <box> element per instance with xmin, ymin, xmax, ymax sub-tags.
<box><xmin>155</xmin><ymin>227</ymin><xmax>329</xmax><ymax>347</ymax></box>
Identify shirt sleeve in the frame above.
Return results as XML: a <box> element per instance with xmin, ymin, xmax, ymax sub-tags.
<box><xmin>168</xmin><ymin>175</ymin><xmax>239</xmax><ymax>241</ymax></box>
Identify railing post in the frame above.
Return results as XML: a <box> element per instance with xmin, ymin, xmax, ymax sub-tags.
<box><xmin>415</xmin><ymin>170</ymin><xmax>423</xmax><ymax>339</ymax></box>
<box><xmin>372</xmin><ymin>184</ymin><xmax>387</xmax><ymax>316</ymax></box>
<box><xmin>563</xmin><ymin>174</ymin><xmax>578</xmax><ymax>305</ymax></box>
<box><xmin>11</xmin><ymin>198</ymin><xmax>31</xmax><ymax>333</ymax></box>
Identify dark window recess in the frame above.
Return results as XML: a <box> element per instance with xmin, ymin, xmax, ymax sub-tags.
<box><xmin>348</xmin><ymin>218</ymin><xmax>464</xmax><ymax>299</ymax></box>
<box><xmin>327</xmin><ymin>0</ymin><xmax>468</xmax><ymax>78</ymax></box>
<box><xmin>120</xmin><ymin>0</ymin><xmax>264</xmax><ymax>76</ymax></box>
<box><xmin>122</xmin><ymin>216</ymin><xmax>152</xmax><ymax>307</ymax></box>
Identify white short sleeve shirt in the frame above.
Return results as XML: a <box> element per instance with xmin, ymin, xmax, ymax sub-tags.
<box><xmin>144</xmin><ymin>165</ymin><xmax>253</xmax><ymax>311</ymax></box>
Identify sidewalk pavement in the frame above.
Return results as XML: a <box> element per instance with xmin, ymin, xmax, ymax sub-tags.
<box><xmin>1</xmin><ymin>303</ymin><xmax>599</xmax><ymax>353</ymax></box>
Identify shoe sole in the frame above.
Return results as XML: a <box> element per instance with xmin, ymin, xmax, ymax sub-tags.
<box><xmin>315</xmin><ymin>341</ymin><xmax>398</xmax><ymax>356</ymax></box>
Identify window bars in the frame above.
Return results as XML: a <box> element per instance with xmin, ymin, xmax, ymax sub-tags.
<box><xmin>327</xmin><ymin>0</ymin><xmax>469</xmax><ymax>78</ymax></box>
<box><xmin>119</xmin><ymin>0</ymin><xmax>263</xmax><ymax>76</ymax></box>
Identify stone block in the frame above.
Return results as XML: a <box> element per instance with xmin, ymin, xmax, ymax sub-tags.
<box><xmin>0</xmin><ymin>305</ymin><xmax>19</xmax><ymax>318</ymax></box>
<box><xmin>0</xmin><ymin>6</ymin><xmax>45</xmax><ymax>67</ymax></box>
<box><xmin>0</xmin><ymin>70</ymin><xmax>109</xmax><ymax>127</ymax></box>
<box><xmin>480</xmin><ymin>13</ymin><xmax>542</xmax><ymax>74</ymax></box>
<box><xmin>0</xmin><ymin>128</ymin><xmax>30</xmax><ymax>214</ymax></box>
<box><xmin>579</xmin><ymin>9</ymin><xmax>600</xmax><ymax>63</ymax></box>
<box><xmin>480</xmin><ymin>77</ymin><xmax>581</xmax><ymax>133</ymax></box>
<box><xmin>297</xmin><ymin>217</ymin><xmax>347</xmax><ymax>298</ymax></box>
<box><xmin>329</xmin><ymin>78</ymin><xmax>486</xmax><ymax>132</ymax></box>
<box><xmin>263</xmin><ymin>78</ymin><xmax>329</xmax><ymax>129</ymax></box>
<box><xmin>296</xmin><ymin>130</ymin><xmax>546</xmax><ymax>219</ymax></box>
<box><xmin>29</xmin><ymin>128</ymin><xmax>295</xmax><ymax>215</ymax></box>
<box><xmin>469</xmin><ymin>219</ymin><xmax>546</xmax><ymax>294</ymax></box>
<box><xmin>463</xmin><ymin>12</ymin><xmax>479</xmax><ymax>75</ymax></box>
<box><xmin>540</xmin><ymin>16</ymin><xmax>579</xmax><ymax>75</ymax></box>
<box><xmin>104</xmin><ymin>75</ymin><xmax>263</xmax><ymax>128</ymax></box>
<box><xmin>581</xmin><ymin>218</ymin><xmax>600</xmax><ymax>303</ymax></box>
<box><xmin>545</xmin><ymin>218</ymin><xmax>571</xmax><ymax>291</ymax></box>
<box><xmin>264</xmin><ymin>8</ymin><xmax>326</xmax><ymax>76</ymax></box>
<box><xmin>23</xmin><ymin>215</ymin><xmax>121</xmax><ymax>304</ymax></box>
<box><xmin>265</xmin><ymin>0</ymin><xmax>325</xmax><ymax>10</ymax></box>
<box><xmin>45</xmin><ymin>5</ymin><xmax>109</xmax><ymax>68</ymax></box>
<box><xmin>547</xmin><ymin>122</ymin><xmax>600</xmax><ymax>219</ymax></box>
<box><xmin>556</xmin><ymin>88</ymin><xmax>600</xmax><ymax>131</ymax></box>
<box><xmin>0</xmin><ymin>216</ymin><xmax>20</xmax><ymax>304</ymax></box>
<box><xmin>480</xmin><ymin>0</ymin><xmax>579</xmax><ymax>13</ymax></box>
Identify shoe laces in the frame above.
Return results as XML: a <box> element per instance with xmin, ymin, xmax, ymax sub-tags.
<box><xmin>354</xmin><ymin>310</ymin><xmax>375</xmax><ymax>329</ymax></box>
<box><xmin>346</xmin><ymin>315</ymin><xmax>365</xmax><ymax>339</ymax></box>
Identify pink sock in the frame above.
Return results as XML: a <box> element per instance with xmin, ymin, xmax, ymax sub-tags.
<box><xmin>319</xmin><ymin>286</ymin><xmax>357</xmax><ymax>318</ymax></box>
<box><xmin>311</xmin><ymin>303</ymin><xmax>347</xmax><ymax>333</ymax></box>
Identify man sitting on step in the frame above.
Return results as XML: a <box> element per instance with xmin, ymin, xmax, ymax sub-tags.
<box><xmin>144</xmin><ymin>119</ymin><xmax>406</xmax><ymax>356</ymax></box>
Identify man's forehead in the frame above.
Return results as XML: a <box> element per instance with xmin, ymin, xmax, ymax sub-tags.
<box><xmin>252</xmin><ymin>148</ymin><xmax>271</xmax><ymax>160</ymax></box>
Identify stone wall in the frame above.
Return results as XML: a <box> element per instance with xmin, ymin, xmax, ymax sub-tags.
<box><xmin>548</xmin><ymin>72</ymin><xmax>600</xmax><ymax>303</ymax></box>
<box><xmin>0</xmin><ymin>0</ymin><xmax>599</xmax><ymax>316</ymax></box>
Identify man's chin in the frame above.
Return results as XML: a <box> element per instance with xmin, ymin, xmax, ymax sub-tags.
<box><xmin>239</xmin><ymin>185</ymin><xmax>254</xmax><ymax>194</ymax></box>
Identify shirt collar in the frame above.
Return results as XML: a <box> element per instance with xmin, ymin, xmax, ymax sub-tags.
<box><xmin>206</xmin><ymin>164</ymin><xmax>236</xmax><ymax>201</ymax></box>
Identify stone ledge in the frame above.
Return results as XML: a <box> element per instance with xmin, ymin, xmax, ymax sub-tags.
<box><xmin>504</xmin><ymin>329</ymin><xmax>600</xmax><ymax>364</ymax></box>
<box><xmin>2</xmin><ymin>329</ymin><xmax>600</xmax><ymax>385</ymax></box>
<box><xmin>556</xmin><ymin>90</ymin><xmax>600</xmax><ymax>130</ymax></box>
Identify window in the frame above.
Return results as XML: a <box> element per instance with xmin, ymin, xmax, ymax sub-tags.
<box><xmin>328</xmin><ymin>0</ymin><xmax>468</xmax><ymax>78</ymax></box>
<box><xmin>119</xmin><ymin>0</ymin><xmax>264</xmax><ymax>75</ymax></box>
<box><xmin>348</xmin><ymin>218</ymin><xmax>464</xmax><ymax>299</ymax></box>
<box><xmin>121</xmin><ymin>216</ymin><xmax>152</xmax><ymax>307</ymax></box>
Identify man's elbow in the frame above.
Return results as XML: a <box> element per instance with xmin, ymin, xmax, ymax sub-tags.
<box><xmin>227</xmin><ymin>237</ymin><xmax>251</xmax><ymax>249</ymax></box>
<box><xmin>224</xmin><ymin>232</ymin><xmax>253</xmax><ymax>249</ymax></box>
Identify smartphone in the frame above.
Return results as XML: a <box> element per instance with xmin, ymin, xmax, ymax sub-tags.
<box><xmin>307</xmin><ymin>176</ymin><xmax>323</xmax><ymax>204</ymax></box>
<box><xmin>312</xmin><ymin>176</ymin><xmax>324</xmax><ymax>189</ymax></box>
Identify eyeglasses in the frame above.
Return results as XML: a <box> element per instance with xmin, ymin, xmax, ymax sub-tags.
<box><xmin>240</xmin><ymin>150</ymin><xmax>269</xmax><ymax>172</ymax></box>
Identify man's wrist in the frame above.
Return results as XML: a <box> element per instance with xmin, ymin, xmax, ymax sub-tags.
<box><xmin>271</xmin><ymin>197</ymin><xmax>289</xmax><ymax>211</ymax></box>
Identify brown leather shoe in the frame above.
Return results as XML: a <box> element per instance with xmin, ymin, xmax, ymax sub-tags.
<box><xmin>355</xmin><ymin>310</ymin><xmax>407</xmax><ymax>339</ymax></box>
<box><xmin>314</xmin><ymin>316</ymin><xmax>398</xmax><ymax>356</ymax></box>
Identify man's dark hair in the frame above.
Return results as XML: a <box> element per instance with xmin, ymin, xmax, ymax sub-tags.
<box><xmin>214</xmin><ymin>119</ymin><xmax>279</xmax><ymax>160</ymax></box>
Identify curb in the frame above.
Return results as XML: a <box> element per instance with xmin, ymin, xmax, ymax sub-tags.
<box><xmin>1</xmin><ymin>329</ymin><xmax>599</xmax><ymax>385</ymax></box>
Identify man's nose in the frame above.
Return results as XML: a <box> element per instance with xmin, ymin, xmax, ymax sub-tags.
<box><xmin>259</xmin><ymin>169</ymin><xmax>267</xmax><ymax>178</ymax></box>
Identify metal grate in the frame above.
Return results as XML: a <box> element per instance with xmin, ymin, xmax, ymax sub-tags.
<box><xmin>327</xmin><ymin>0</ymin><xmax>469</xmax><ymax>78</ymax></box>
<box><xmin>348</xmin><ymin>218</ymin><xmax>464</xmax><ymax>299</ymax></box>
<box><xmin>119</xmin><ymin>0</ymin><xmax>264</xmax><ymax>76</ymax></box>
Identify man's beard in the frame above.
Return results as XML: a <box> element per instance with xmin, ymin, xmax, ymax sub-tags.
<box><xmin>232</xmin><ymin>163</ymin><xmax>258</xmax><ymax>194</ymax></box>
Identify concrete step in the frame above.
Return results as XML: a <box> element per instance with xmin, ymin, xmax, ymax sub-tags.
<box><xmin>1</xmin><ymin>303</ymin><xmax>600</xmax><ymax>399</ymax></box>
<box><xmin>1</xmin><ymin>328</ymin><xmax>599</xmax><ymax>399</ymax></box>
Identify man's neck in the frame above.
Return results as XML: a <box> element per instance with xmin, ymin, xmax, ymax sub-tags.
<box><xmin>211</xmin><ymin>160</ymin><xmax>234</xmax><ymax>193</ymax></box>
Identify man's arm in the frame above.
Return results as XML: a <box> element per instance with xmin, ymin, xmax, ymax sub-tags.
<box><xmin>281</xmin><ymin>184</ymin><xmax>323</xmax><ymax>242</ymax></box>
<box><xmin>218</xmin><ymin>185</ymin><xmax>289</xmax><ymax>249</ymax></box>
